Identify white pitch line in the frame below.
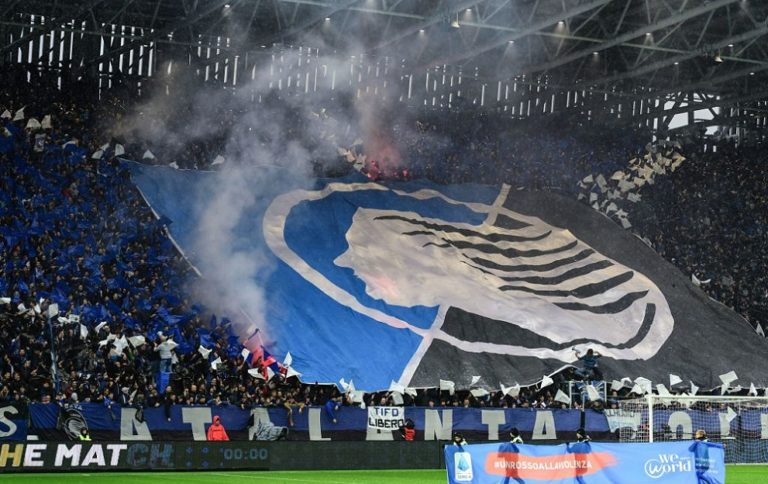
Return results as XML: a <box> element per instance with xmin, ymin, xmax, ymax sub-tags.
<box><xmin>211</xmin><ymin>472</ymin><xmax>349</xmax><ymax>484</ymax></box>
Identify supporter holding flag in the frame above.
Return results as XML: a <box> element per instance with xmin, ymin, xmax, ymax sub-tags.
<box><xmin>324</xmin><ymin>396</ymin><xmax>341</xmax><ymax>424</ymax></box>
<box><xmin>154</xmin><ymin>334</ymin><xmax>176</xmax><ymax>373</ymax></box>
<box><xmin>690</xmin><ymin>429</ymin><xmax>716</xmax><ymax>483</ymax></box>
<box><xmin>260</xmin><ymin>347</ymin><xmax>281</xmax><ymax>379</ymax></box>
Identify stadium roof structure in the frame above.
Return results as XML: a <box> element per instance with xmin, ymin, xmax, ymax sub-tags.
<box><xmin>3</xmin><ymin>1</ymin><xmax>768</xmax><ymax>123</ymax></box>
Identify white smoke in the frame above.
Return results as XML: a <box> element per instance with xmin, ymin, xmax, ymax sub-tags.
<box><xmin>119</xmin><ymin>29</ymin><xmax>418</xmax><ymax>346</ymax></box>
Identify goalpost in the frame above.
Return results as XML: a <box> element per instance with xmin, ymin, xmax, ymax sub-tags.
<box><xmin>613</xmin><ymin>395</ymin><xmax>768</xmax><ymax>463</ymax></box>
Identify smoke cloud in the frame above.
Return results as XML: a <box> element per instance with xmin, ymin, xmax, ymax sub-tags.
<box><xmin>116</xmin><ymin>21</ymin><xmax>421</xmax><ymax>349</ymax></box>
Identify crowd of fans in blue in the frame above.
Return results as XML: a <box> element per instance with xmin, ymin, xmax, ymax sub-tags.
<box><xmin>0</xmin><ymin>63</ymin><xmax>765</xmax><ymax>417</ymax></box>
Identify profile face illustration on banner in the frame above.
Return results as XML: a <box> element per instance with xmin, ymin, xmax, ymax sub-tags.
<box><xmin>333</xmin><ymin>206</ymin><xmax>670</xmax><ymax>349</ymax></box>
<box><xmin>263</xmin><ymin>182</ymin><xmax>674</xmax><ymax>384</ymax></box>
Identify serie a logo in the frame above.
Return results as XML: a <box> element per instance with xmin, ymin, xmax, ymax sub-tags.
<box><xmin>454</xmin><ymin>451</ymin><xmax>473</xmax><ymax>481</ymax></box>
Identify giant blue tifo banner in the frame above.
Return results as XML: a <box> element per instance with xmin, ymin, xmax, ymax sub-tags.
<box><xmin>445</xmin><ymin>441</ymin><xmax>725</xmax><ymax>483</ymax></box>
<box><xmin>7</xmin><ymin>403</ymin><xmax>611</xmax><ymax>442</ymax></box>
<box><xmin>126</xmin><ymin>162</ymin><xmax>768</xmax><ymax>389</ymax></box>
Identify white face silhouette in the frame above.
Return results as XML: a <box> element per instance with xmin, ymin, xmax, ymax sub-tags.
<box><xmin>335</xmin><ymin>207</ymin><xmax>670</xmax><ymax>347</ymax></box>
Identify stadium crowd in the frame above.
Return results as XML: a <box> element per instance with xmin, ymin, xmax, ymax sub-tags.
<box><xmin>633</xmin><ymin>142</ymin><xmax>768</xmax><ymax>329</ymax></box>
<box><xmin>393</xmin><ymin>110</ymin><xmax>646</xmax><ymax>192</ymax></box>
<box><xmin>0</xmin><ymin>65</ymin><xmax>584</xmax><ymax>416</ymax></box>
<box><xmin>1</xmin><ymin>62</ymin><xmax>766</xmax><ymax>421</ymax></box>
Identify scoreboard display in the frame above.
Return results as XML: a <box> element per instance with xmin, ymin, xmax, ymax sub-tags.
<box><xmin>0</xmin><ymin>442</ymin><xmax>272</xmax><ymax>472</ymax></box>
<box><xmin>0</xmin><ymin>440</ymin><xmax>441</xmax><ymax>473</ymax></box>
<box><xmin>185</xmin><ymin>443</ymin><xmax>271</xmax><ymax>470</ymax></box>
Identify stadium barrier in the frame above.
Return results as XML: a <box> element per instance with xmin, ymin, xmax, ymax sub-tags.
<box><xmin>2</xmin><ymin>403</ymin><xmax>613</xmax><ymax>442</ymax></box>
<box><xmin>0</xmin><ymin>440</ymin><xmax>445</xmax><ymax>473</ymax></box>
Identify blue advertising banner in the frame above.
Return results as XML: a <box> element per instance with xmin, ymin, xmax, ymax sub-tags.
<box><xmin>11</xmin><ymin>402</ymin><xmax>768</xmax><ymax>450</ymax></box>
<box><xmin>0</xmin><ymin>405</ymin><xmax>27</xmax><ymax>442</ymax></box>
<box><xmin>14</xmin><ymin>404</ymin><xmax>610</xmax><ymax>442</ymax></box>
<box><xmin>445</xmin><ymin>441</ymin><xmax>725</xmax><ymax>483</ymax></box>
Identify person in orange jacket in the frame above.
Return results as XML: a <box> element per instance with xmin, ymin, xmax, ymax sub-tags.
<box><xmin>207</xmin><ymin>415</ymin><xmax>230</xmax><ymax>441</ymax></box>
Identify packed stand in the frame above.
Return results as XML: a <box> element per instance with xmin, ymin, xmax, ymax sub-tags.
<box><xmin>1</xmin><ymin>62</ymin><xmax>765</xmax><ymax>416</ymax></box>
<box><xmin>631</xmin><ymin>141</ymin><xmax>768</xmax><ymax>331</ymax></box>
<box><xmin>0</xmin><ymin>65</ymin><xmax>319</xmax><ymax>415</ymax></box>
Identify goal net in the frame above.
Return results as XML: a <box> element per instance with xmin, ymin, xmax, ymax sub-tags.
<box><xmin>612</xmin><ymin>395</ymin><xmax>768</xmax><ymax>463</ymax></box>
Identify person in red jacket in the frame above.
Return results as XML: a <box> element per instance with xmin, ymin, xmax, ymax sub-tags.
<box><xmin>207</xmin><ymin>415</ymin><xmax>229</xmax><ymax>441</ymax></box>
<box><xmin>400</xmin><ymin>418</ymin><xmax>415</xmax><ymax>441</ymax></box>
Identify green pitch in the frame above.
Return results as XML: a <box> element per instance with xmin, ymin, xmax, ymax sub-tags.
<box><xmin>2</xmin><ymin>466</ymin><xmax>768</xmax><ymax>483</ymax></box>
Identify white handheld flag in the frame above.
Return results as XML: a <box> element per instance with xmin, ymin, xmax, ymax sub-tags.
<box><xmin>389</xmin><ymin>380</ymin><xmax>406</xmax><ymax>394</ymax></box>
<box><xmin>634</xmin><ymin>377</ymin><xmax>652</xmax><ymax>394</ymax></box>
<box><xmin>554</xmin><ymin>389</ymin><xmax>571</xmax><ymax>405</ymax></box>
<box><xmin>128</xmin><ymin>335</ymin><xmax>146</xmax><ymax>347</ymax></box>
<box><xmin>198</xmin><ymin>346</ymin><xmax>212</xmax><ymax>358</ymax></box>
<box><xmin>439</xmin><ymin>379</ymin><xmax>455</xmax><ymax>395</ymax></box>
<box><xmin>349</xmin><ymin>391</ymin><xmax>364</xmax><ymax>404</ymax></box>
<box><xmin>470</xmin><ymin>388</ymin><xmax>489</xmax><ymax>398</ymax></box>
<box><xmin>47</xmin><ymin>303</ymin><xmax>60</xmax><ymax>319</ymax></box>
<box><xmin>719</xmin><ymin>371</ymin><xmax>738</xmax><ymax>386</ymax></box>
<box><xmin>286</xmin><ymin>366</ymin><xmax>302</xmax><ymax>379</ymax></box>
<box><xmin>500</xmin><ymin>383</ymin><xmax>521</xmax><ymax>398</ymax></box>
<box><xmin>113</xmin><ymin>336</ymin><xmax>129</xmax><ymax>355</ymax></box>
<box><xmin>586</xmin><ymin>385</ymin><xmax>601</xmax><ymax>401</ymax></box>
<box><xmin>247</xmin><ymin>368</ymin><xmax>265</xmax><ymax>379</ymax></box>
<box><xmin>470</xmin><ymin>375</ymin><xmax>482</xmax><ymax>387</ymax></box>
<box><xmin>690</xmin><ymin>381</ymin><xmax>699</xmax><ymax>396</ymax></box>
<box><xmin>540</xmin><ymin>375</ymin><xmax>554</xmax><ymax>388</ymax></box>
<box><xmin>669</xmin><ymin>374</ymin><xmax>683</xmax><ymax>387</ymax></box>
<box><xmin>691</xmin><ymin>274</ymin><xmax>702</xmax><ymax>286</ymax></box>
<box><xmin>656</xmin><ymin>384</ymin><xmax>671</xmax><ymax>397</ymax></box>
